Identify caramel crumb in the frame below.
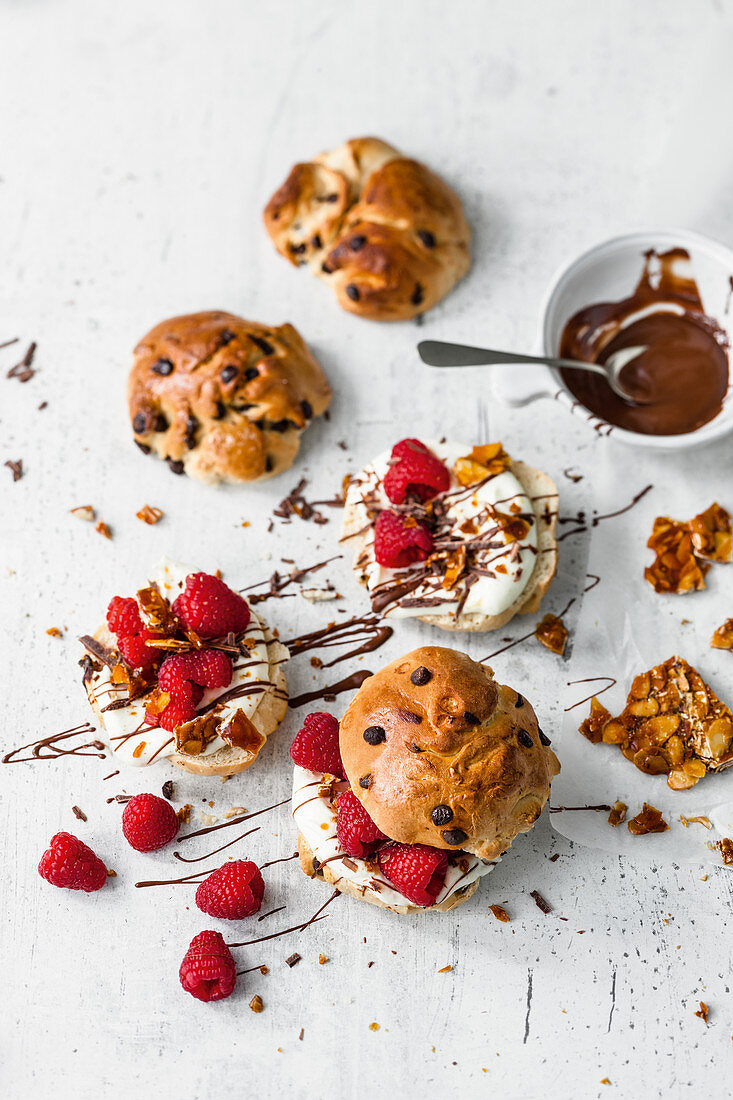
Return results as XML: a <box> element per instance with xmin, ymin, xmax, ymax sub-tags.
<box><xmin>95</xmin><ymin>520</ymin><xmax>112</xmax><ymax>540</ymax></box>
<box><xmin>107</xmin><ymin>868</ymin><xmax>117</xmax><ymax>877</ymax></box>
<box><xmin>259</xmin><ymin>965</ymin><xmax>269</xmax><ymax>975</ymax></box>
<box><xmin>694</xmin><ymin>1001</ymin><xmax>709</xmax><ymax>1024</ymax></box>
<box><xmin>608</xmin><ymin>801</ymin><xmax>627</xmax><ymax>827</ymax></box>
<box><xmin>285</xmin><ymin>953</ymin><xmax>301</xmax><ymax>968</ymax></box>
<box><xmin>136</xmin><ymin>505</ymin><xmax>164</xmax><ymax>525</ymax></box>
<box><xmin>489</xmin><ymin>904</ymin><xmax>511</xmax><ymax>923</ymax></box>
<box><xmin>70</xmin><ymin>505</ymin><xmax>96</xmax><ymax>522</ymax></box>
<box><xmin>600</xmin><ymin>1079</ymin><xmax>611</xmax><ymax>1086</ymax></box>
<box><xmin>46</xmin><ymin>627</ymin><xmax>63</xmax><ymax>638</ymax></box>
<box><xmin>318</xmin><ymin>955</ymin><xmax>329</xmax><ymax>965</ymax></box>
<box><xmin>176</xmin><ymin>804</ymin><xmax>192</xmax><ymax>824</ymax></box>
<box><xmin>717</xmin><ymin>838</ymin><xmax>733</xmax><ymax>865</ymax></box>
<box><xmin>628</xmin><ymin>803</ymin><xmax>669</xmax><ymax>836</ymax></box>
<box><xmin>437</xmin><ymin>964</ymin><xmax>453</xmax><ymax>972</ymax></box>
<box><xmin>680</xmin><ymin>814</ymin><xmax>712</xmax><ymax>830</ymax></box>
<box><xmin>249</xmin><ymin>995</ymin><xmax>264</xmax><ymax>1013</ymax></box>
<box><xmin>369</xmin><ymin>1022</ymin><xmax>380</xmax><ymax>1032</ymax></box>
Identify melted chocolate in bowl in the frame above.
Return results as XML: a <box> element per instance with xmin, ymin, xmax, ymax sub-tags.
<box><xmin>559</xmin><ymin>248</ymin><xmax>729</xmax><ymax>435</ymax></box>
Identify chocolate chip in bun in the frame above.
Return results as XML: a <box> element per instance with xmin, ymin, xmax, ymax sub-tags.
<box><xmin>128</xmin><ymin>311</ymin><xmax>331</xmax><ymax>485</ymax></box>
<box><xmin>340</xmin><ymin>646</ymin><xmax>560</xmax><ymax>862</ymax></box>
<box><xmin>264</xmin><ymin>137</ymin><xmax>471</xmax><ymax>322</ymax></box>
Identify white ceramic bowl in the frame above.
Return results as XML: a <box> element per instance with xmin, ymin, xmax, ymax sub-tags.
<box><xmin>493</xmin><ymin>229</ymin><xmax>733</xmax><ymax>449</ymax></box>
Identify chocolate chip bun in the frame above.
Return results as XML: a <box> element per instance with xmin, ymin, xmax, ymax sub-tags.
<box><xmin>339</xmin><ymin>647</ymin><xmax>560</xmax><ymax>861</ymax></box>
<box><xmin>263</xmin><ymin>137</ymin><xmax>471</xmax><ymax>322</ymax></box>
<box><xmin>128</xmin><ymin>311</ymin><xmax>332</xmax><ymax>484</ymax></box>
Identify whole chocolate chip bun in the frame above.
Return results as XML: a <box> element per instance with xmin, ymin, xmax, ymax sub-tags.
<box><xmin>128</xmin><ymin>311</ymin><xmax>332</xmax><ymax>484</ymax></box>
<box><xmin>339</xmin><ymin>646</ymin><xmax>560</xmax><ymax>861</ymax></box>
<box><xmin>263</xmin><ymin>137</ymin><xmax>471</xmax><ymax>322</ymax></box>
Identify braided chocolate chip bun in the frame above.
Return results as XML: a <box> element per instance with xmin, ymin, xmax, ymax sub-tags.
<box><xmin>340</xmin><ymin>646</ymin><xmax>560</xmax><ymax>861</ymax></box>
<box><xmin>128</xmin><ymin>311</ymin><xmax>332</xmax><ymax>484</ymax></box>
<box><xmin>263</xmin><ymin>137</ymin><xmax>471</xmax><ymax>322</ymax></box>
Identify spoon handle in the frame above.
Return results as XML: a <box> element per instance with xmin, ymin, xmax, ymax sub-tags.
<box><xmin>416</xmin><ymin>339</ymin><xmax>605</xmax><ymax>376</ymax></box>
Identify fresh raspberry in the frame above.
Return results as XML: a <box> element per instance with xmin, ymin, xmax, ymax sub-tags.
<box><xmin>38</xmin><ymin>832</ymin><xmax>107</xmax><ymax>892</ymax></box>
<box><xmin>289</xmin><ymin>712</ymin><xmax>344</xmax><ymax>778</ymax></box>
<box><xmin>336</xmin><ymin>789</ymin><xmax>386</xmax><ymax>858</ymax></box>
<box><xmin>150</xmin><ymin>693</ymin><xmax>200</xmax><ymax>731</ymax></box>
<box><xmin>373</xmin><ymin>509</ymin><xmax>434</xmax><ymax>568</ymax></box>
<box><xmin>118</xmin><ymin>628</ymin><xmax>162</xmax><ymax>670</ymax></box>
<box><xmin>179</xmin><ymin>930</ymin><xmax>237</xmax><ymax>1003</ymax></box>
<box><xmin>383</xmin><ymin>438</ymin><xmax>450</xmax><ymax>505</ymax></box>
<box><xmin>172</xmin><ymin>572</ymin><xmax>251</xmax><ymax>639</ymax></box>
<box><xmin>159</xmin><ymin>650</ymin><xmax>233</xmax><ymax>700</ymax></box>
<box><xmin>121</xmin><ymin>792</ymin><xmax>179</xmax><ymax>852</ymax></box>
<box><xmin>107</xmin><ymin>596</ymin><xmax>143</xmax><ymax>637</ymax></box>
<box><xmin>195</xmin><ymin>860</ymin><xmax>265</xmax><ymax>920</ymax></box>
<box><xmin>378</xmin><ymin>843</ymin><xmax>448</xmax><ymax>907</ymax></box>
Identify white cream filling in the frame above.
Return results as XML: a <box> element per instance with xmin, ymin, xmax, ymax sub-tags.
<box><xmin>86</xmin><ymin>556</ymin><xmax>288</xmax><ymax>767</ymax></box>
<box><xmin>292</xmin><ymin>765</ymin><xmax>497</xmax><ymax>910</ymax></box>
<box><xmin>344</xmin><ymin>441</ymin><xmax>538</xmax><ymax>620</ymax></box>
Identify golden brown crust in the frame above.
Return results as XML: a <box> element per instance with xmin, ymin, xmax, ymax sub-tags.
<box><xmin>263</xmin><ymin>137</ymin><xmax>471</xmax><ymax>322</ymax></box>
<box><xmin>128</xmin><ymin>311</ymin><xmax>331</xmax><ymax>484</ymax></box>
<box><xmin>296</xmin><ymin>832</ymin><xmax>478</xmax><ymax>914</ymax></box>
<box><xmin>339</xmin><ymin>647</ymin><xmax>560</xmax><ymax>861</ymax></box>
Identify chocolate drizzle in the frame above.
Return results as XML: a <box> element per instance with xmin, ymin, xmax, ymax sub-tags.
<box><xmin>557</xmin><ymin>485</ymin><xmax>653</xmax><ymax>543</ymax></box>
<box><xmin>173</xmin><ymin>825</ymin><xmax>261</xmax><ymax>864</ymax></box>
<box><xmin>242</xmin><ymin>555</ymin><xmax>342</xmax><ymax>605</ymax></box>
<box><xmin>288</xmin><ymin>670</ymin><xmax>373</xmax><ymax>709</ymax></box>
<box><xmin>286</xmin><ymin>615</ymin><xmax>393</xmax><ymax>669</ymax></box>
<box><xmin>564</xmin><ymin>676</ymin><xmax>618</xmax><ymax>712</ymax></box>
<box><xmin>2</xmin><ymin>723</ymin><xmax>105</xmax><ymax>764</ymax></box>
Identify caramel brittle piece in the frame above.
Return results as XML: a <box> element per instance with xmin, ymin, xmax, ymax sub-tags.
<box><xmin>579</xmin><ymin>656</ymin><xmax>733</xmax><ymax>790</ymax></box>
<box><xmin>579</xmin><ymin>697</ymin><xmax>612</xmax><ymax>744</ymax></box>
<box><xmin>711</xmin><ymin>619</ymin><xmax>733</xmax><ymax>650</ymax></box>
<box><xmin>489</xmin><ymin>904</ymin><xmax>510</xmax><ymax>923</ymax></box>
<box><xmin>689</xmin><ymin>502</ymin><xmax>732</xmax><ymax>563</ymax></box>
<box><xmin>495</xmin><ymin>509</ymin><xmax>531</xmax><ymax>542</ymax></box>
<box><xmin>627</xmin><ymin>803</ymin><xmax>669</xmax><ymax>835</ymax></box>
<box><xmin>453</xmin><ymin>443</ymin><xmax>511</xmax><ymax>487</ymax></box>
<box><xmin>644</xmin><ymin>517</ymin><xmax>708</xmax><ymax>594</ymax></box>
<box><xmin>535</xmin><ymin>613</ymin><xmax>568</xmax><ymax>656</ymax></box>
<box><xmin>608</xmin><ymin>801</ymin><xmax>627</xmax><ymax>827</ymax></box>
<box><xmin>441</xmin><ymin>545</ymin><xmax>466</xmax><ymax>590</ymax></box>
<box><xmin>717</xmin><ymin>838</ymin><xmax>733</xmax><ymax>865</ymax></box>
<box><xmin>137</xmin><ymin>585</ymin><xmax>177</xmax><ymax>633</ymax></box>
<box><xmin>136</xmin><ymin>505</ymin><xmax>164</xmax><ymax>525</ymax></box>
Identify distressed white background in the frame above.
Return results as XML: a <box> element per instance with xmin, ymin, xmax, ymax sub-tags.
<box><xmin>1</xmin><ymin>1</ymin><xmax>733</xmax><ymax>1098</ymax></box>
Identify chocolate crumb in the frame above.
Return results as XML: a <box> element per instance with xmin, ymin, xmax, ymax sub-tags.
<box><xmin>549</xmin><ymin>853</ymin><xmax>560</xmax><ymax>862</ymax></box>
<box><xmin>161</xmin><ymin>780</ymin><xmax>174</xmax><ymax>801</ymax></box>
<box><xmin>368</xmin><ymin>961</ymin><xmax>375</xmax><ymax>968</ymax></box>
<box><xmin>285</xmin><ymin>953</ymin><xmax>301</xmax><ymax>968</ymax></box>
<box><xmin>72</xmin><ymin>805</ymin><xmax>87</xmax><ymax>822</ymax></box>
<box><xmin>7</xmin><ymin>341</ymin><xmax>37</xmax><ymax>383</ymax></box>
<box><xmin>4</xmin><ymin>459</ymin><xmax>23</xmax><ymax>482</ymax></box>
<box><xmin>530</xmin><ymin>890</ymin><xmax>552</xmax><ymax>914</ymax></box>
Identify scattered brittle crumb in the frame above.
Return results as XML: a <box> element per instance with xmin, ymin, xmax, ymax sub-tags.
<box><xmin>628</xmin><ymin>803</ymin><xmax>669</xmax><ymax>835</ymax></box>
<box><xmin>600</xmin><ymin>1079</ymin><xmax>611</xmax><ymax>1086</ymax></box>
<box><xmin>369</xmin><ymin>1022</ymin><xmax>380</xmax><ymax>1032</ymax></box>
<box><xmin>608</xmin><ymin>801</ymin><xmax>627</xmax><ymax>827</ymax></box>
<box><xmin>46</xmin><ymin>627</ymin><xmax>63</xmax><ymax>638</ymax></box>
<box><xmin>437</xmin><ymin>964</ymin><xmax>453</xmax><ymax>972</ymax></box>
<box><xmin>249</xmin><ymin>995</ymin><xmax>264</xmax><ymax>1013</ymax></box>
<box><xmin>199</xmin><ymin>812</ymin><xmax>218</xmax><ymax>826</ymax></box>
<box><xmin>717</xmin><ymin>838</ymin><xmax>733</xmax><ymax>864</ymax></box>
<box><xmin>286</xmin><ymin>953</ymin><xmax>301</xmax><ymax>968</ymax></box>
<box><xmin>694</xmin><ymin>1001</ymin><xmax>709</xmax><ymax>1024</ymax></box>
<box><xmin>107</xmin><ymin>868</ymin><xmax>117</xmax><ymax>877</ymax></box>
<box><xmin>298</xmin><ymin>1028</ymin><xmax>304</xmax><ymax>1041</ymax></box>
<box><xmin>4</xmin><ymin>459</ymin><xmax>23</xmax><ymax>482</ymax></box>
<box><xmin>95</xmin><ymin>520</ymin><xmax>112</xmax><ymax>540</ymax></box>
<box><xmin>176</xmin><ymin>804</ymin><xmax>192</xmax><ymax>824</ymax></box>
<box><xmin>549</xmin><ymin>852</ymin><xmax>560</xmax><ymax>862</ymax></box>
<box><xmin>70</xmin><ymin>505</ymin><xmax>95</xmax><ymax>522</ymax></box>
<box><xmin>136</xmin><ymin>505</ymin><xmax>164</xmax><ymax>525</ymax></box>
<box><xmin>318</xmin><ymin>954</ymin><xmax>329</xmax><ymax>965</ymax></box>
<box><xmin>680</xmin><ymin>814</ymin><xmax>712</xmax><ymax>830</ymax></box>
<box><xmin>489</xmin><ymin>904</ymin><xmax>510</xmax><ymax>923</ymax></box>
<box><xmin>259</xmin><ymin>965</ymin><xmax>269</xmax><ymax>975</ymax></box>
<box><xmin>224</xmin><ymin>806</ymin><xmax>247</xmax><ymax>819</ymax></box>
<box><xmin>700</xmin><ymin>875</ymin><xmax>708</xmax><ymax>881</ymax></box>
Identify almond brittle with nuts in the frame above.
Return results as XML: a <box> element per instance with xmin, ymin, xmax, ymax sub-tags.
<box><xmin>578</xmin><ymin>656</ymin><xmax>733</xmax><ymax>791</ymax></box>
<box><xmin>644</xmin><ymin>502</ymin><xmax>731</xmax><ymax>594</ymax></box>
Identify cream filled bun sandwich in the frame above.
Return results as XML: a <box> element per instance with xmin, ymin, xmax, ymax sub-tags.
<box><xmin>80</xmin><ymin>557</ymin><xmax>288</xmax><ymax>775</ymax></box>
<box><xmin>291</xmin><ymin>646</ymin><xmax>560</xmax><ymax>914</ymax></box>
<box><xmin>341</xmin><ymin>438</ymin><xmax>558</xmax><ymax>631</ymax></box>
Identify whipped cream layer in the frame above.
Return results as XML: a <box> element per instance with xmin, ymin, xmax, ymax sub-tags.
<box><xmin>292</xmin><ymin>765</ymin><xmax>497</xmax><ymax>910</ymax></box>
<box><xmin>86</xmin><ymin>557</ymin><xmax>288</xmax><ymax>767</ymax></box>
<box><xmin>344</xmin><ymin>441</ymin><xmax>538</xmax><ymax>620</ymax></box>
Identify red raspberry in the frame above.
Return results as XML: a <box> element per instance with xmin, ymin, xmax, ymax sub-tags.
<box><xmin>118</xmin><ymin>629</ymin><xmax>162</xmax><ymax>670</ymax></box>
<box><xmin>373</xmin><ymin>509</ymin><xmax>434</xmax><ymax>568</ymax></box>
<box><xmin>378</xmin><ymin>843</ymin><xmax>448</xmax><ymax>907</ymax></box>
<box><xmin>121</xmin><ymin>792</ymin><xmax>179</xmax><ymax>852</ymax></box>
<box><xmin>153</xmin><ymin>694</ymin><xmax>201</xmax><ymax>731</ymax></box>
<box><xmin>159</xmin><ymin>650</ymin><xmax>233</xmax><ymax>699</ymax></box>
<box><xmin>38</xmin><ymin>832</ymin><xmax>107</xmax><ymax>892</ymax></box>
<box><xmin>107</xmin><ymin>596</ymin><xmax>143</xmax><ymax>636</ymax></box>
<box><xmin>172</xmin><ymin>572</ymin><xmax>251</xmax><ymax>639</ymax></box>
<box><xmin>336</xmin><ymin>789</ymin><xmax>386</xmax><ymax>857</ymax></box>
<box><xmin>289</xmin><ymin>712</ymin><xmax>344</xmax><ymax>778</ymax></box>
<box><xmin>195</xmin><ymin>860</ymin><xmax>265</xmax><ymax>920</ymax></box>
<box><xmin>383</xmin><ymin>438</ymin><xmax>450</xmax><ymax>505</ymax></box>
<box><xmin>179</xmin><ymin>930</ymin><xmax>237</xmax><ymax>1003</ymax></box>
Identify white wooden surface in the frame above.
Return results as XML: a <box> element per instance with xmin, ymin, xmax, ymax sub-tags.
<box><xmin>2</xmin><ymin>2</ymin><xmax>733</xmax><ymax>1097</ymax></box>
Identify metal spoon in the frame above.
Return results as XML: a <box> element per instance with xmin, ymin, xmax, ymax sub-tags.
<box><xmin>417</xmin><ymin>340</ymin><xmax>651</xmax><ymax>405</ymax></box>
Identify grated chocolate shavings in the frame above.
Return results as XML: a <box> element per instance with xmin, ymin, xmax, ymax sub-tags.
<box><xmin>72</xmin><ymin>805</ymin><xmax>87</xmax><ymax>821</ymax></box>
<box><xmin>6</xmin><ymin>341</ymin><xmax>37</xmax><ymax>383</ymax></box>
<box><xmin>530</xmin><ymin>890</ymin><xmax>552</xmax><ymax>914</ymax></box>
<box><xmin>285</xmin><ymin>953</ymin><xmax>301</xmax><ymax>968</ymax></box>
<box><xmin>4</xmin><ymin>459</ymin><xmax>23</xmax><ymax>482</ymax></box>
